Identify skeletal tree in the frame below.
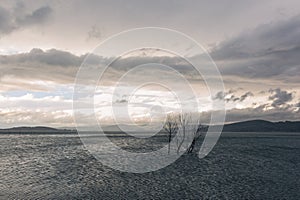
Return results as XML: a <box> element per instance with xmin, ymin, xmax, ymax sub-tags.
<box><xmin>163</xmin><ymin>113</ymin><xmax>178</xmax><ymax>154</ymax></box>
<box><xmin>164</xmin><ymin>112</ymin><xmax>205</xmax><ymax>154</ymax></box>
<box><xmin>187</xmin><ymin>115</ymin><xmax>206</xmax><ymax>154</ymax></box>
<box><xmin>176</xmin><ymin>113</ymin><xmax>190</xmax><ymax>154</ymax></box>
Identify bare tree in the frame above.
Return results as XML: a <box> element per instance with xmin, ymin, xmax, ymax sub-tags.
<box><xmin>187</xmin><ymin>118</ymin><xmax>206</xmax><ymax>154</ymax></box>
<box><xmin>164</xmin><ymin>112</ymin><xmax>206</xmax><ymax>154</ymax></box>
<box><xmin>163</xmin><ymin>113</ymin><xmax>178</xmax><ymax>154</ymax></box>
<box><xmin>176</xmin><ymin>113</ymin><xmax>190</xmax><ymax>154</ymax></box>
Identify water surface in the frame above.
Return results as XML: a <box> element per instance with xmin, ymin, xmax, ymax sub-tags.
<box><xmin>1</xmin><ymin>132</ymin><xmax>300</xmax><ymax>199</ymax></box>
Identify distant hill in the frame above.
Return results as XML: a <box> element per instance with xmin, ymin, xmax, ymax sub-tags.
<box><xmin>0</xmin><ymin>120</ymin><xmax>299</xmax><ymax>134</ymax></box>
<box><xmin>0</xmin><ymin>126</ymin><xmax>76</xmax><ymax>134</ymax></box>
<box><xmin>220</xmin><ymin>120</ymin><xmax>300</xmax><ymax>132</ymax></box>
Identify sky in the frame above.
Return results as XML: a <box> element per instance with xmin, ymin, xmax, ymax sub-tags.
<box><xmin>0</xmin><ymin>0</ymin><xmax>300</xmax><ymax>128</ymax></box>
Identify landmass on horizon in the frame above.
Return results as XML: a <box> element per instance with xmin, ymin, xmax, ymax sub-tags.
<box><xmin>1</xmin><ymin>120</ymin><xmax>299</xmax><ymax>134</ymax></box>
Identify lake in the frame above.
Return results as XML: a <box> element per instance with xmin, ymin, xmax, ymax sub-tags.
<box><xmin>1</xmin><ymin>132</ymin><xmax>300</xmax><ymax>199</ymax></box>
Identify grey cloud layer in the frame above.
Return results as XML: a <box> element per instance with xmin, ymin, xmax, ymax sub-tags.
<box><xmin>0</xmin><ymin>2</ymin><xmax>52</xmax><ymax>35</ymax></box>
<box><xmin>0</xmin><ymin>49</ymin><xmax>80</xmax><ymax>87</ymax></box>
<box><xmin>211</xmin><ymin>15</ymin><xmax>300</xmax><ymax>81</ymax></box>
<box><xmin>0</xmin><ymin>48</ymin><xmax>204</xmax><ymax>89</ymax></box>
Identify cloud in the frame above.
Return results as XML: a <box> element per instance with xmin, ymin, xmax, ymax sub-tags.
<box><xmin>0</xmin><ymin>3</ymin><xmax>52</xmax><ymax>35</ymax></box>
<box><xmin>1</xmin><ymin>1</ymin><xmax>300</xmax><ymax>127</ymax></box>
<box><xmin>16</xmin><ymin>6</ymin><xmax>52</xmax><ymax>27</ymax></box>
<box><xmin>114</xmin><ymin>99</ymin><xmax>128</xmax><ymax>104</ymax></box>
<box><xmin>212</xmin><ymin>15</ymin><xmax>300</xmax><ymax>60</ymax></box>
<box><xmin>0</xmin><ymin>6</ymin><xmax>13</xmax><ymax>34</ymax></box>
<box><xmin>0</xmin><ymin>109</ymin><xmax>73</xmax><ymax>128</ymax></box>
<box><xmin>0</xmin><ymin>93</ymin><xmax>73</xmax><ymax>128</ymax></box>
<box><xmin>213</xmin><ymin>90</ymin><xmax>253</xmax><ymax>102</ymax></box>
<box><xmin>1</xmin><ymin>48</ymin><xmax>82</xmax><ymax>66</ymax></box>
<box><xmin>0</xmin><ymin>48</ymin><xmax>206</xmax><ymax>92</ymax></box>
<box><xmin>213</xmin><ymin>91</ymin><xmax>225</xmax><ymax>101</ymax></box>
<box><xmin>268</xmin><ymin>88</ymin><xmax>293</xmax><ymax>107</ymax></box>
<box><xmin>239</xmin><ymin>92</ymin><xmax>254</xmax><ymax>102</ymax></box>
<box><xmin>211</xmin><ymin>15</ymin><xmax>300</xmax><ymax>81</ymax></box>
<box><xmin>204</xmin><ymin>88</ymin><xmax>298</xmax><ymax>123</ymax></box>
<box><xmin>0</xmin><ymin>49</ymin><xmax>79</xmax><ymax>90</ymax></box>
<box><xmin>0</xmin><ymin>48</ymin><xmax>108</xmax><ymax>91</ymax></box>
<box><xmin>0</xmin><ymin>45</ymin><xmax>298</xmax><ymax>126</ymax></box>
<box><xmin>201</xmin><ymin>103</ymin><xmax>300</xmax><ymax>124</ymax></box>
<box><xmin>0</xmin><ymin>93</ymin><xmax>72</xmax><ymax>110</ymax></box>
<box><xmin>87</xmin><ymin>25</ymin><xmax>102</xmax><ymax>41</ymax></box>
<box><xmin>224</xmin><ymin>105</ymin><xmax>300</xmax><ymax>123</ymax></box>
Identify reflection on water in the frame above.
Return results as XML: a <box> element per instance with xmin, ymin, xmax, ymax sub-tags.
<box><xmin>1</xmin><ymin>132</ymin><xmax>300</xmax><ymax>199</ymax></box>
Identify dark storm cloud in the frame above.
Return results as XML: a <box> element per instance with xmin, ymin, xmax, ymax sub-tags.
<box><xmin>0</xmin><ymin>3</ymin><xmax>52</xmax><ymax>35</ymax></box>
<box><xmin>268</xmin><ymin>88</ymin><xmax>293</xmax><ymax>107</ymax></box>
<box><xmin>211</xmin><ymin>15</ymin><xmax>300</xmax><ymax>80</ymax></box>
